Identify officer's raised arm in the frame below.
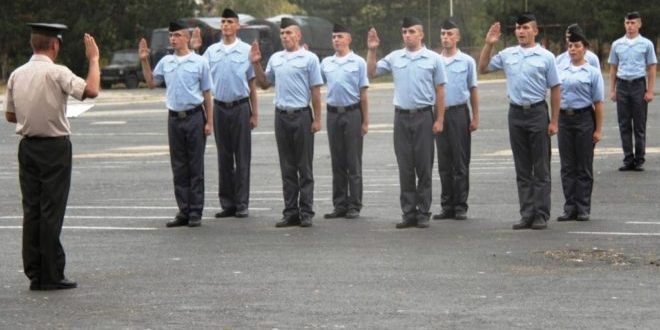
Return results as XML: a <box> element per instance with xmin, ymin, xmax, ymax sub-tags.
<box><xmin>82</xmin><ymin>33</ymin><xmax>100</xmax><ymax>99</ymax></box>
<box><xmin>250</xmin><ymin>41</ymin><xmax>271</xmax><ymax>89</ymax></box>
<box><xmin>478</xmin><ymin>22</ymin><xmax>501</xmax><ymax>74</ymax></box>
<box><xmin>138</xmin><ymin>38</ymin><xmax>157</xmax><ymax>88</ymax></box>
<box><xmin>366</xmin><ymin>27</ymin><xmax>380</xmax><ymax>79</ymax></box>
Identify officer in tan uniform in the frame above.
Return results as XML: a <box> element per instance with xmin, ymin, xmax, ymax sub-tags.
<box><xmin>4</xmin><ymin>23</ymin><xmax>100</xmax><ymax>290</ymax></box>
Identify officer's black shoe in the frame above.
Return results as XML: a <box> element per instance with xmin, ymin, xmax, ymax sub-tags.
<box><xmin>188</xmin><ymin>218</ymin><xmax>202</xmax><ymax>227</ymax></box>
<box><xmin>215</xmin><ymin>209</ymin><xmax>236</xmax><ymax>218</ymax></box>
<box><xmin>34</xmin><ymin>278</ymin><xmax>77</xmax><ymax>291</ymax></box>
<box><xmin>396</xmin><ymin>219</ymin><xmax>417</xmax><ymax>229</ymax></box>
<box><xmin>299</xmin><ymin>217</ymin><xmax>313</xmax><ymax>227</ymax></box>
<box><xmin>324</xmin><ymin>210</ymin><xmax>347</xmax><ymax>219</ymax></box>
<box><xmin>531</xmin><ymin>217</ymin><xmax>548</xmax><ymax>230</ymax></box>
<box><xmin>576</xmin><ymin>214</ymin><xmax>590</xmax><ymax>221</ymax></box>
<box><xmin>29</xmin><ymin>280</ymin><xmax>40</xmax><ymax>291</ymax></box>
<box><xmin>454</xmin><ymin>210</ymin><xmax>467</xmax><ymax>220</ymax></box>
<box><xmin>512</xmin><ymin>218</ymin><xmax>533</xmax><ymax>230</ymax></box>
<box><xmin>345</xmin><ymin>209</ymin><xmax>360</xmax><ymax>219</ymax></box>
<box><xmin>416</xmin><ymin>218</ymin><xmax>430</xmax><ymax>228</ymax></box>
<box><xmin>619</xmin><ymin>163</ymin><xmax>636</xmax><ymax>171</ymax></box>
<box><xmin>556</xmin><ymin>212</ymin><xmax>576</xmax><ymax>221</ymax></box>
<box><xmin>634</xmin><ymin>163</ymin><xmax>645</xmax><ymax>172</ymax></box>
<box><xmin>166</xmin><ymin>215</ymin><xmax>189</xmax><ymax>227</ymax></box>
<box><xmin>432</xmin><ymin>210</ymin><xmax>454</xmax><ymax>220</ymax></box>
<box><xmin>235</xmin><ymin>209</ymin><xmax>249</xmax><ymax>218</ymax></box>
<box><xmin>275</xmin><ymin>215</ymin><xmax>300</xmax><ymax>228</ymax></box>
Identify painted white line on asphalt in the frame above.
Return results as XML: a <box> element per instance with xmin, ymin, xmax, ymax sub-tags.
<box><xmin>90</xmin><ymin>121</ymin><xmax>127</xmax><ymax>125</ymax></box>
<box><xmin>625</xmin><ymin>222</ymin><xmax>660</xmax><ymax>225</ymax></box>
<box><xmin>569</xmin><ymin>231</ymin><xmax>660</xmax><ymax>236</ymax></box>
<box><xmin>0</xmin><ymin>226</ymin><xmax>158</xmax><ymax>231</ymax></box>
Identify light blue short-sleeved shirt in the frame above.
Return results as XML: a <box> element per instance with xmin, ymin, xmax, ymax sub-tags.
<box><xmin>608</xmin><ymin>35</ymin><xmax>657</xmax><ymax>80</ymax></box>
<box><xmin>487</xmin><ymin>45</ymin><xmax>561</xmax><ymax>105</ymax></box>
<box><xmin>559</xmin><ymin>64</ymin><xmax>605</xmax><ymax>109</ymax></box>
<box><xmin>556</xmin><ymin>50</ymin><xmax>600</xmax><ymax>70</ymax></box>
<box><xmin>153</xmin><ymin>53</ymin><xmax>213</xmax><ymax>111</ymax></box>
<box><xmin>442</xmin><ymin>50</ymin><xmax>477</xmax><ymax>107</ymax></box>
<box><xmin>203</xmin><ymin>39</ymin><xmax>255</xmax><ymax>102</ymax></box>
<box><xmin>265</xmin><ymin>48</ymin><xmax>324</xmax><ymax>109</ymax></box>
<box><xmin>321</xmin><ymin>51</ymin><xmax>369</xmax><ymax>107</ymax></box>
<box><xmin>375</xmin><ymin>47</ymin><xmax>447</xmax><ymax>109</ymax></box>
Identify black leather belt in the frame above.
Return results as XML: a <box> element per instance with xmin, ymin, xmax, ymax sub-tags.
<box><xmin>169</xmin><ymin>105</ymin><xmax>203</xmax><ymax>118</ymax></box>
<box><xmin>23</xmin><ymin>135</ymin><xmax>69</xmax><ymax>140</ymax></box>
<box><xmin>395</xmin><ymin>105</ymin><xmax>432</xmax><ymax>114</ymax></box>
<box><xmin>327</xmin><ymin>103</ymin><xmax>360</xmax><ymax>113</ymax></box>
<box><xmin>276</xmin><ymin>106</ymin><xmax>310</xmax><ymax>114</ymax></box>
<box><xmin>446</xmin><ymin>103</ymin><xmax>467</xmax><ymax>111</ymax></box>
<box><xmin>214</xmin><ymin>97</ymin><xmax>250</xmax><ymax>108</ymax></box>
<box><xmin>617</xmin><ymin>77</ymin><xmax>645</xmax><ymax>83</ymax></box>
<box><xmin>510</xmin><ymin>100</ymin><xmax>546</xmax><ymax>110</ymax></box>
<box><xmin>560</xmin><ymin>106</ymin><xmax>593</xmax><ymax>116</ymax></box>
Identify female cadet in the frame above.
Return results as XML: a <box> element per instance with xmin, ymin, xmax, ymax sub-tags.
<box><xmin>556</xmin><ymin>31</ymin><xmax>604</xmax><ymax>222</ymax></box>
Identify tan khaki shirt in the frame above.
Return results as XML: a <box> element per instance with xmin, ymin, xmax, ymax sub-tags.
<box><xmin>5</xmin><ymin>54</ymin><xmax>86</xmax><ymax>137</ymax></box>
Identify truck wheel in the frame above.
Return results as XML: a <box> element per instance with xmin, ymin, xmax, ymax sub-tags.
<box><xmin>101</xmin><ymin>81</ymin><xmax>112</xmax><ymax>89</ymax></box>
<box><xmin>125</xmin><ymin>74</ymin><xmax>138</xmax><ymax>89</ymax></box>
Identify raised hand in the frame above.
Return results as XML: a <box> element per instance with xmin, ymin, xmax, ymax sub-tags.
<box><xmin>250</xmin><ymin>40</ymin><xmax>262</xmax><ymax>64</ymax></box>
<box><xmin>485</xmin><ymin>22</ymin><xmax>501</xmax><ymax>45</ymax></box>
<box><xmin>190</xmin><ymin>27</ymin><xmax>202</xmax><ymax>51</ymax></box>
<box><xmin>367</xmin><ymin>27</ymin><xmax>380</xmax><ymax>50</ymax></box>
<box><xmin>138</xmin><ymin>38</ymin><xmax>149</xmax><ymax>61</ymax></box>
<box><xmin>83</xmin><ymin>33</ymin><xmax>99</xmax><ymax>61</ymax></box>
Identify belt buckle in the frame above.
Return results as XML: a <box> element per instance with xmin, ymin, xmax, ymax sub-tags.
<box><xmin>522</xmin><ymin>104</ymin><xmax>531</xmax><ymax>111</ymax></box>
<box><xmin>566</xmin><ymin>109</ymin><xmax>575</xmax><ymax>116</ymax></box>
<box><xmin>336</xmin><ymin>106</ymin><xmax>346</xmax><ymax>113</ymax></box>
<box><xmin>177</xmin><ymin>111</ymin><xmax>187</xmax><ymax>119</ymax></box>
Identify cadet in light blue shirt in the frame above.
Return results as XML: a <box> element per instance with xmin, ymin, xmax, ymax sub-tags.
<box><xmin>200</xmin><ymin>8</ymin><xmax>258</xmax><ymax>219</ymax></box>
<box><xmin>251</xmin><ymin>17</ymin><xmax>323</xmax><ymax>228</ymax></box>
<box><xmin>556</xmin><ymin>30</ymin><xmax>604</xmax><ymax>223</ymax></box>
<box><xmin>556</xmin><ymin>24</ymin><xmax>600</xmax><ymax>70</ymax></box>
<box><xmin>139</xmin><ymin>21</ymin><xmax>214</xmax><ymax>228</ymax></box>
<box><xmin>478</xmin><ymin>13</ymin><xmax>560</xmax><ymax>230</ymax></box>
<box><xmin>433</xmin><ymin>19</ymin><xmax>479</xmax><ymax>222</ymax></box>
<box><xmin>367</xmin><ymin>16</ymin><xmax>447</xmax><ymax>229</ymax></box>
<box><xmin>320</xmin><ymin>23</ymin><xmax>369</xmax><ymax>220</ymax></box>
<box><xmin>607</xmin><ymin>11</ymin><xmax>657</xmax><ymax>171</ymax></box>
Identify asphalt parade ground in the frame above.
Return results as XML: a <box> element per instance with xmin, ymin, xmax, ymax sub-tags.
<box><xmin>1</xmin><ymin>79</ymin><xmax>659</xmax><ymax>329</ymax></box>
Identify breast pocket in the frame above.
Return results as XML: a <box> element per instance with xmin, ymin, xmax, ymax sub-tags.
<box><xmin>208</xmin><ymin>52</ymin><xmax>225</xmax><ymax>64</ymax></box>
<box><xmin>229</xmin><ymin>53</ymin><xmax>247</xmax><ymax>64</ymax></box>
<box><xmin>181</xmin><ymin>63</ymin><xmax>201</xmax><ymax>87</ymax></box>
<box><xmin>448</xmin><ymin>62</ymin><xmax>467</xmax><ymax>82</ymax></box>
<box><xmin>393</xmin><ymin>58</ymin><xmax>410</xmax><ymax>69</ymax></box>
<box><xmin>504</xmin><ymin>57</ymin><xmax>521</xmax><ymax>75</ymax></box>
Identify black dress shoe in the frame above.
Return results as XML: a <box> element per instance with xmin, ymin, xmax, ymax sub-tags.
<box><xmin>299</xmin><ymin>217</ymin><xmax>313</xmax><ymax>227</ymax></box>
<box><xmin>188</xmin><ymin>218</ymin><xmax>202</xmax><ymax>227</ymax></box>
<box><xmin>29</xmin><ymin>280</ymin><xmax>40</xmax><ymax>291</ymax></box>
<box><xmin>531</xmin><ymin>217</ymin><xmax>548</xmax><ymax>230</ymax></box>
<box><xmin>619</xmin><ymin>163</ymin><xmax>636</xmax><ymax>171</ymax></box>
<box><xmin>166</xmin><ymin>216</ymin><xmax>188</xmax><ymax>227</ymax></box>
<box><xmin>324</xmin><ymin>210</ymin><xmax>347</xmax><ymax>219</ymax></box>
<box><xmin>275</xmin><ymin>215</ymin><xmax>300</xmax><ymax>228</ymax></box>
<box><xmin>235</xmin><ymin>209</ymin><xmax>249</xmax><ymax>218</ymax></box>
<box><xmin>634</xmin><ymin>163</ymin><xmax>645</xmax><ymax>172</ymax></box>
<box><xmin>416</xmin><ymin>217</ymin><xmax>430</xmax><ymax>228</ymax></box>
<box><xmin>576</xmin><ymin>214</ymin><xmax>590</xmax><ymax>221</ymax></box>
<box><xmin>454</xmin><ymin>210</ymin><xmax>467</xmax><ymax>220</ymax></box>
<box><xmin>396</xmin><ymin>218</ymin><xmax>417</xmax><ymax>229</ymax></box>
<box><xmin>512</xmin><ymin>218</ymin><xmax>532</xmax><ymax>230</ymax></box>
<box><xmin>35</xmin><ymin>278</ymin><xmax>77</xmax><ymax>291</ymax></box>
<box><xmin>432</xmin><ymin>210</ymin><xmax>454</xmax><ymax>220</ymax></box>
<box><xmin>345</xmin><ymin>209</ymin><xmax>360</xmax><ymax>219</ymax></box>
<box><xmin>215</xmin><ymin>209</ymin><xmax>236</xmax><ymax>218</ymax></box>
<box><xmin>556</xmin><ymin>212</ymin><xmax>576</xmax><ymax>221</ymax></box>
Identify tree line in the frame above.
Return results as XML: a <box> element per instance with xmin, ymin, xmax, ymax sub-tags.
<box><xmin>2</xmin><ymin>0</ymin><xmax>658</xmax><ymax>82</ymax></box>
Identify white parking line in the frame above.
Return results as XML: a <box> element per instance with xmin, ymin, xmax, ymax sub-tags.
<box><xmin>569</xmin><ymin>231</ymin><xmax>660</xmax><ymax>236</ymax></box>
<box><xmin>625</xmin><ymin>221</ymin><xmax>660</xmax><ymax>225</ymax></box>
<box><xmin>0</xmin><ymin>226</ymin><xmax>158</xmax><ymax>231</ymax></box>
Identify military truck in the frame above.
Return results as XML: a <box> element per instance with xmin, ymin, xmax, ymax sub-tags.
<box><xmin>101</xmin><ymin>49</ymin><xmax>144</xmax><ymax>89</ymax></box>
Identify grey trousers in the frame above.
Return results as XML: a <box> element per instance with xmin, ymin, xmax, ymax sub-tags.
<box><xmin>436</xmin><ymin>104</ymin><xmax>471</xmax><ymax>213</ymax></box>
<box><xmin>616</xmin><ymin>77</ymin><xmax>647</xmax><ymax>166</ymax></box>
<box><xmin>213</xmin><ymin>100</ymin><xmax>252</xmax><ymax>212</ymax></box>
<box><xmin>558</xmin><ymin>110</ymin><xmax>595</xmax><ymax>216</ymax></box>
<box><xmin>168</xmin><ymin>108</ymin><xmax>207</xmax><ymax>219</ymax></box>
<box><xmin>326</xmin><ymin>107</ymin><xmax>363</xmax><ymax>212</ymax></box>
<box><xmin>275</xmin><ymin>108</ymin><xmax>315</xmax><ymax>219</ymax></box>
<box><xmin>393</xmin><ymin>109</ymin><xmax>435</xmax><ymax>220</ymax></box>
<box><xmin>508</xmin><ymin>103</ymin><xmax>551</xmax><ymax>221</ymax></box>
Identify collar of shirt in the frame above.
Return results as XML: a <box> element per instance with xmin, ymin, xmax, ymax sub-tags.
<box><xmin>514</xmin><ymin>44</ymin><xmax>543</xmax><ymax>57</ymax></box>
<box><xmin>563</xmin><ymin>63</ymin><xmax>589</xmax><ymax>73</ymax></box>
<box><xmin>217</xmin><ymin>39</ymin><xmax>242</xmax><ymax>54</ymax></box>
<box><xmin>164</xmin><ymin>53</ymin><xmax>195</xmax><ymax>65</ymax></box>
<box><xmin>398</xmin><ymin>46</ymin><xmax>430</xmax><ymax>60</ymax></box>
<box><xmin>282</xmin><ymin>48</ymin><xmax>307</xmax><ymax>60</ymax></box>
<box><xmin>330</xmin><ymin>51</ymin><xmax>355</xmax><ymax>65</ymax></box>
<box><xmin>30</xmin><ymin>54</ymin><xmax>54</xmax><ymax>63</ymax></box>
<box><xmin>442</xmin><ymin>50</ymin><xmax>462</xmax><ymax>65</ymax></box>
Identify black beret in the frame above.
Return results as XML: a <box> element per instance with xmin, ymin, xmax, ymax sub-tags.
<box><xmin>332</xmin><ymin>23</ymin><xmax>351</xmax><ymax>34</ymax></box>
<box><xmin>27</xmin><ymin>23</ymin><xmax>67</xmax><ymax>43</ymax></box>
<box><xmin>568</xmin><ymin>30</ymin><xmax>589</xmax><ymax>47</ymax></box>
<box><xmin>566</xmin><ymin>23</ymin><xmax>584</xmax><ymax>36</ymax></box>
<box><xmin>625</xmin><ymin>11</ymin><xmax>641</xmax><ymax>20</ymax></box>
<box><xmin>402</xmin><ymin>16</ymin><xmax>423</xmax><ymax>28</ymax></box>
<box><xmin>280</xmin><ymin>17</ymin><xmax>299</xmax><ymax>29</ymax></box>
<box><xmin>516</xmin><ymin>13</ymin><xmax>536</xmax><ymax>25</ymax></box>
<box><xmin>440</xmin><ymin>19</ymin><xmax>458</xmax><ymax>30</ymax></box>
<box><xmin>169</xmin><ymin>21</ymin><xmax>188</xmax><ymax>32</ymax></box>
<box><xmin>221</xmin><ymin>8</ymin><xmax>239</xmax><ymax>19</ymax></box>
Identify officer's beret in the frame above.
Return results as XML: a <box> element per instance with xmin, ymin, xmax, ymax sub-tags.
<box><xmin>625</xmin><ymin>11</ymin><xmax>641</xmax><ymax>20</ymax></box>
<box><xmin>332</xmin><ymin>23</ymin><xmax>351</xmax><ymax>34</ymax></box>
<box><xmin>566</xmin><ymin>23</ymin><xmax>584</xmax><ymax>36</ymax></box>
<box><xmin>402</xmin><ymin>16</ymin><xmax>423</xmax><ymax>28</ymax></box>
<box><xmin>221</xmin><ymin>8</ymin><xmax>239</xmax><ymax>19</ymax></box>
<box><xmin>441</xmin><ymin>19</ymin><xmax>458</xmax><ymax>30</ymax></box>
<box><xmin>27</xmin><ymin>23</ymin><xmax>67</xmax><ymax>43</ymax></box>
<box><xmin>568</xmin><ymin>30</ymin><xmax>589</xmax><ymax>47</ymax></box>
<box><xmin>280</xmin><ymin>17</ymin><xmax>299</xmax><ymax>29</ymax></box>
<box><xmin>169</xmin><ymin>21</ymin><xmax>188</xmax><ymax>32</ymax></box>
<box><xmin>516</xmin><ymin>13</ymin><xmax>536</xmax><ymax>25</ymax></box>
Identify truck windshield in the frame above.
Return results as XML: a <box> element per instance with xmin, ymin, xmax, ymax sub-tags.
<box><xmin>111</xmin><ymin>52</ymin><xmax>139</xmax><ymax>65</ymax></box>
